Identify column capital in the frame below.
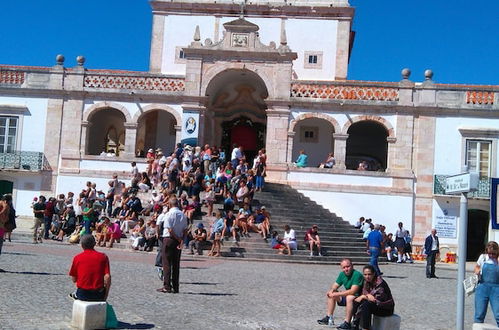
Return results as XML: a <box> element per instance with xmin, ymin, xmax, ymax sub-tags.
<box><xmin>333</xmin><ymin>133</ymin><xmax>349</xmax><ymax>140</ymax></box>
<box><xmin>124</xmin><ymin>123</ymin><xmax>138</xmax><ymax>129</ymax></box>
<box><xmin>387</xmin><ymin>137</ymin><xmax>397</xmax><ymax>143</ymax></box>
<box><xmin>287</xmin><ymin>131</ymin><xmax>296</xmax><ymax>137</ymax></box>
<box><xmin>181</xmin><ymin>102</ymin><xmax>206</xmax><ymax>113</ymax></box>
<box><xmin>174</xmin><ymin>125</ymin><xmax>182</xmax><ymax>131</ymax></box>
<box><xmin>266</xmin><ymin>106</ymin><xmax>290</xmax><ymax>116</ymax></box>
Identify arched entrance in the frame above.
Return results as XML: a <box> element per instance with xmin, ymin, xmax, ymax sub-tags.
<box><xmin>136</xmin><ymin>110</ymin><xmax>177</xmax><ymax>156</ymax></box>
<box><xmin>87</xmin><ymin>108</ymin><xmax>126</xmax><ymax>156</ymax></box>
<box><xmin>204</xmin><ymin>69</ymin><xmax>268</xmax><ymax>161</ymax></box>
<box><xmin>467</xmin><ymin>209</ymin><xmax>489</xmax><ymax>261</ymax></box>
<box><xmin>346</xmin><ymin>121</ymin><xmax>388</xmax><ymax>171</ymax></box>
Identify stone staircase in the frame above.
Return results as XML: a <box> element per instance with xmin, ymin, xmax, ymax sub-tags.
<box><xmin>217</xmin><ymin>182</ymin><xmax>371</xmax><ymax>265</ymax></box>
<box><xmin>11</xmin><ymin>183</ymin><xmax>372</xmax><ymax>265</ymax></box>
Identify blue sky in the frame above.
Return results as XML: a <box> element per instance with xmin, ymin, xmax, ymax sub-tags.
<box><xmin>0</xmin><ymin>0</ymin><xmax>497</xmax><ymax>85</ymax></box>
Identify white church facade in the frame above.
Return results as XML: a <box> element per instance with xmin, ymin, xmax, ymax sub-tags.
<box><xmin>0</xmin><ymin>0</ymin><xmax>497</xmax><ymax>259</ymax></box>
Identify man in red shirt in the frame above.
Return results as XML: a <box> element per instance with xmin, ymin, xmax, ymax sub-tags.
<box><xmin>69</xmin><ymin>234</ymin><xmax>111</xmax><ymax>301</ymax></box>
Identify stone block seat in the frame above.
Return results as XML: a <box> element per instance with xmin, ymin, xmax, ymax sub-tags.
<box><xmin>71</xmin><ymin>300</ymin><xmax>107</xmax><ymax>330</ymax></box>
<box><xmin>372</xmin><ymin>313</ymin><xmax>401</xmax><ymax>330</ymax></box>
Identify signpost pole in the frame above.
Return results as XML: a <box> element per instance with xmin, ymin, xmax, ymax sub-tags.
<box><xmin>456</xmin><ymin>192</ymin><xmax>468</xmax><ymax>330</ymax></box>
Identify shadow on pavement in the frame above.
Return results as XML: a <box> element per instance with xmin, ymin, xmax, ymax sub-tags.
<box><xmin>180</xmin><ymin>266</ymin><xmax>207</xmax><ymax>270</ymax></box>
<box><xmin>182</xmin><ymin>292</ymin><xmax>236</xmax><ymax>296</ymax></box>
<box><xmin>180</xmin><ymin>281</ymin><xmax>219</xmax><ymax>285</ymax></box>
<box><xmin>4</xmin><ymin>251</ymin><xmax>36</xmax><ymax>256</ymax></box>
<box><xmin>382</xmin><ymin>275</ymin><xmax>408</xmax><ymax>279</ymax></box>
<box><xmin>0</xmin><ymin>270</ymin><xmax>65</xmax><ymax>276</ymax></box>
<box><xmin>117</xmin><ymin>322</ymin><xmax>155</xmax><ymax>329</ymax></box>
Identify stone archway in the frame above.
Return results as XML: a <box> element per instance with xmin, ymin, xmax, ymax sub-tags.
<box><xmin>289</xmin><ymin>114</ymin><xmax>339</xmax><ymax>167</ymax></box>
<box><xmin>86</xmin><ymin>108</ymin><xmax>127</xmax><ymax>156</ymax></box>
<box><xmin>342</xmin><ymin>115</ymin><xmax>394</xmax><ymax>137</ymax></box>
<box><xmin>83</xmin><ymin>102</ymin><xmax>132</xmax><ymax>123</ymax></box>
<box><xmin>204</xmin><ymin>69</ymin><xmax>269</xmax><ymax>161</ymax></box>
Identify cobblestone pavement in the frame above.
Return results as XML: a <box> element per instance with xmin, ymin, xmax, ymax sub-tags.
<box><xmin>0</xmin><ymin>239</ymin><xmax>495</xmax><ymax>330</ymax></box>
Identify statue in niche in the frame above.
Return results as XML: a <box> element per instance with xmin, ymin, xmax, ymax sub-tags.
<box><xmin>105</xmin><ymin>126</ymin><xmax>125</xmax><ymax>157</ymax></box>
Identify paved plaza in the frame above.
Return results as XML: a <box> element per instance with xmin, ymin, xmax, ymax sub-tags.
<box><xmin>0</xmin><ymin>238</ymin><xmax>494</xmax><ymax>330</ymax></box>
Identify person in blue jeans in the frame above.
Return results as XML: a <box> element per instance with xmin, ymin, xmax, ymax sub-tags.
<box><xmin>474</xmin><ymin>241</ymin><xmax>499</xmax><ymax>326</ymax></box>
<box><xmin>366</xmin><ymin>224</ymin><xmax>384</xmax><ymax>276</ymax></box>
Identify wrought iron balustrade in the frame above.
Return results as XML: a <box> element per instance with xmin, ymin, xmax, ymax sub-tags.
<box><xmin>0</xmin><ymin>151</ymin><xmax>48</xmax><ymax>171</ymax></box>
<box><xmin>433</xmin><ymin>174</ymin><xmax>491</xmax><ymax>198</ymax></box>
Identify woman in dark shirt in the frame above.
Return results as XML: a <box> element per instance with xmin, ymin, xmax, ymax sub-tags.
<box><xmin>354</xmin><ymin>265</ymin><xmax>395</xmax><ymax>330</ymax></box>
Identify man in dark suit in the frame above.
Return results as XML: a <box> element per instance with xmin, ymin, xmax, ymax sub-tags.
<box><xmin>424</xmin><ymin>229</ymin><xmax>439</xmax><ymax>278</ymax></box>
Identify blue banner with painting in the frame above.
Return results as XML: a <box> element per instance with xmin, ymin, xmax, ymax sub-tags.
<box><xmin>491</xmin><ymin>178</ymin><xmax>499</xmax><ymax>230</ymax></box>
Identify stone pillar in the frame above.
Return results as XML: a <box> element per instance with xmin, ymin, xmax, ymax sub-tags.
<box><xmin>335</xmin><ymin>19</ymin><xmax>352</xmax><ymax>80</ymax></box>
<box><xmin>265</xmin><ymin>106</ymin><xmax>291</xmax><ymax>165</ymax></box>
<box><xmin>149</xmin><ymin>14</ymin><xmax>165</xmax><ymax>73</ymax></box>
<box><xmin>174</xmin><ymin>125</ymin><xmax>182</xmax><ymax>146</ymax></box>
<box><xmin>59</xmin><ymin>64</ymin><xmax>85</xmax><ymax>172</ymax></box>
<box><xmin>286</xmin><ymin>131</ymin><xmax>295</xmax><ymax>164</ymax></box>
<box><xmin>41</xmin><ymin>62</ymin><xmax>65</xmax><ymax>193</ymax></box>
<box><xmin>333</xmin><ymin>133</ymin><xmax>348</xmax><ymax>169</ymax></box>
<box><xmin>80</xmin><ymin>121</ymin><xmax>91</xmax><ymax>156</ymax></box>
<box><xmin>386</xmin><ymin>137</ymin><xmax>398</xmax><ymax>172</ymax></box>
<box><xmin>123</xmin><ymin>123</ymin><xmax>138</xmax><ymax>158</ymax></box>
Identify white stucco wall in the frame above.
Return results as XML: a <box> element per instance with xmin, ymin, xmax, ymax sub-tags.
<box><xmin>434</xmin><ymin>117</ymin><xmax>499</xmax><ymax>177</ymax></box>
<box><xmin>0</xmin><ymin>96</ymin><xmax>48</xmax><ymax>152</ymax></box>
<box><xmin>79</xmin><ymin>159</ymin><xmax>148</xmax><ymax>173</ymax></box>
<box><xmin>161</xmin><ymin>15</ymin><xmax>338</xmax><ymax>80</ymax></box>
<box><xmin>299</xmin><ymin>189</ymin><xmax>413</xmax><ymax>235</ymax></box>
<box><xmin>288</xmin><ymin>171</ymin><xmax>393</xmax><ymax>187</ymax></box>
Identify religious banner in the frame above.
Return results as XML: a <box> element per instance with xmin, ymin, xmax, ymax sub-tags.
<box><xmin>433</xmin><ymin>215</ymin><xmax>457</xmax><ymax>239</ymax></box>
<box><xmin>181</xmin><ymin>112</ymin><xmax>199</xmax><ymax>147</ymax></box>
<box><xmin>491</xmin><ymin>178</ymin><xmax>499</xmax><ymax>230</ymax></box>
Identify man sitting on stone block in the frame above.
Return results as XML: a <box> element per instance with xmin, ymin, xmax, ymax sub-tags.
<box><xmin>69</xmin><ymin>234</ymin><xmax>111</xmax><ymax>301</ymax></box>
<box><xmin>317</xmin><ymin>258</ymin><xmax>363</xmax><ymax>328</ymax></box>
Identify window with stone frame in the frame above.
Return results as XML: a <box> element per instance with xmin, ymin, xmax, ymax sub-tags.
<box><xmin>304</xmin><ymin>51</ymin><xmax>323</xmax><ymax>69</ymax></box>
<box><xmin>465</xmin><ymin>139</ymin><xmax>492</xmax><ymax>179</ymax></box>
<box><xmin>0</xmin><ymin>116</ymin><xmax>18</xmax><ymax>153</ymax></box>
<box><xmin>175</xmin><ymin>46</ymin><xmax>187</xmax><ymax>64</ymax></box>
<box><xmin>300</xmin><ymin>126</ymin><xmax>318</xmax><ymax>143</ymax></box>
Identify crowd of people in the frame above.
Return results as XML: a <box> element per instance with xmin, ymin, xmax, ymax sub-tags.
<box><xmin>25</xmin><ymin>143</ymin><xmax>304</xmax><ymax>257</ymax></box>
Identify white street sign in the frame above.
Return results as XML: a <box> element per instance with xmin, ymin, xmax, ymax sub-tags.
<box><xmin>445</xmin><ymin>172</ymin><xmax>479</xmax><ymax>194</ymax></box>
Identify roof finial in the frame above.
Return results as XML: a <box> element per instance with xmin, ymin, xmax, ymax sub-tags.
<box><xmin>239</xmin><ymin>0</ymin><xmax>246</xmax><ymax>20</ymax></box>
<box><xmin>193</xmin><ymin>25</ymin><xmax>201</xmax><ymax>42</ymax></box>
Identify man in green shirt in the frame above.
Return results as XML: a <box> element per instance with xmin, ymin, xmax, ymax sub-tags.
<box><xmin>317</xmin><ymin>258</ymin><xmax>363</xmax><ymax>328</ymax></box>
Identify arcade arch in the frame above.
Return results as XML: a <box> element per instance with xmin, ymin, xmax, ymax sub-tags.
<box><xmin>290</xmin><ymin>116</ymin><xmax>337</xmax><ymax>167</ymax></box>
<box><xmin>86</xmin><ymin>108</ymin><xmax>126</xmax><ymax>156</ymax></box>
<box><xmin>345</xmin><ymin>120</ymin><xmax>389</xmax><ymax>171</ymax></box>
<box><xmin>135</xmin><ymin>109</ymin><xmax>178</xmax><ymax>156</ymax></box>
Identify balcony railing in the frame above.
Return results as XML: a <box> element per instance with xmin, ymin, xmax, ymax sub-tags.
<box><xmin>433</xmin><ymin>174</ymin><xmax>491</xmax><ymax>198</ymax></box>
<box><xmin>0</xmin><ymin>151</ymin><xmax>48</xmax><ymax>171</ymax></box>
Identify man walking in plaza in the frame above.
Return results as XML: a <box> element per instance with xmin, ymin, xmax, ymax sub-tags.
<box><xmin>366</xmin><ymin>223</ymin><xmax>384</xmax><ymax>276</ymax></box>
<box><xmin>157</xmin><ymin>197</ymin><xmax>188</xmax><ymax>293</ymax></box>
<box><xmin>69</xmin><ymin>234</ymin><xmax>111</xmax><ymax>301</ymax></box>
<box><xmin>424</xmin><ymin>228</ymin><xmax>440</xmax><ymax>279</ymax></box>
<box><xmin>317</xmin><ymin>258</ymin><xmax>363</xmax><ymax>328</ymax></box>
<box><xmin>32</xmin><ymin>196</ymin><xmax>45</xmax><ymax>243</ymax></box>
